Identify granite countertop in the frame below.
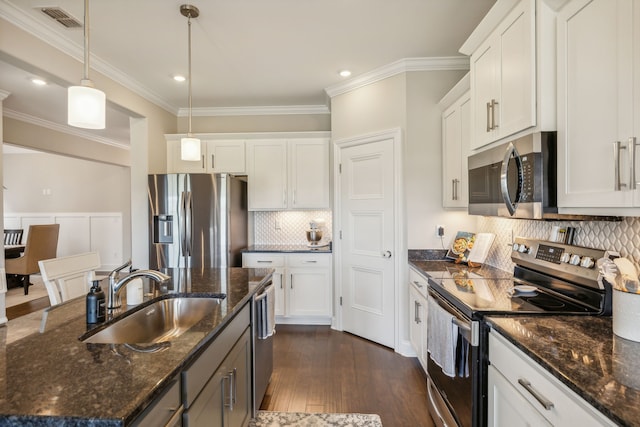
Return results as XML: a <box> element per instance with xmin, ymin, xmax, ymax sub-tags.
<box><xmin>0</xmin><ymin>267</ymin><xmax>271</xmax><ymax>426</ymax></box>
<box><xmin>244</xmin><ymin>244</ymin><xmax>332</xmax><ymax>253</ymax></box>
<box><xmin>409</xmin><ymin>257</ymin><xmax>513</xmax><ymax>281</ymax></box>
<box><xmin>487</xmin><ymin>316</ymin><xmax>640</xmax><ymax>426</ymax></box>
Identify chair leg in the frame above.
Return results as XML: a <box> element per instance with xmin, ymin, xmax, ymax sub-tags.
<box><xmin>22</xmin><ymin>275</ymin><xmax>31</xmax><ymax>295</ymax></box>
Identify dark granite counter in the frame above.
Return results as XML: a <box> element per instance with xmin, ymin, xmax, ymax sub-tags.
<box><xmin>244</xmin><ymin>244</ymin><xmax>331</xmax><ymax>253</ymax></box>
<box><xmin>487</xmin><ymin>316</ymin><xmax>639</xmax><ymax>426</ymax></box>
<box><xmin>0</xmin><ymin>267</ymin><xmax>271</xmax><ymax>426</ymax></box>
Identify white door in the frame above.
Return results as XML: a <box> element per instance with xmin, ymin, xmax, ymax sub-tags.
<box><xmin>339</xmin><ymin>137</ymin><xmax>395</xmax><ymax>347</ymax></box>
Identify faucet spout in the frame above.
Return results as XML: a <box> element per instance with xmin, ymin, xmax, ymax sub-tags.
<box><xmin>107</xmin><ymin>266</ymin><xmax>170</xmax><ymax>310</ymax></box>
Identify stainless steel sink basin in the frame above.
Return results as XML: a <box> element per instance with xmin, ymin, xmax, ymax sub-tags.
<box><xmin>82</xmin><ymin>296</ymin><xmax>224</xmax><ymax>344</ymax></box>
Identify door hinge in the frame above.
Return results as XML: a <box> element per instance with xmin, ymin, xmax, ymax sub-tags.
<box><xmin>340</xmin><ymin>296</ymin><xmax>343</xmax><ymax>306</ymax></box>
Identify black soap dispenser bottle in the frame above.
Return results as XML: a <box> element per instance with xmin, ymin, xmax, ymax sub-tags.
<box><xmin>86</xmin><ymin>280</ymin><xmax>106</xmax><ymax>324</ymax></box>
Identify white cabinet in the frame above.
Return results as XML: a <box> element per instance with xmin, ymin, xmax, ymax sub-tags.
<box><xmin>408</xmin><ymin>266</ymin><xmax>428</xmax><ymax>372</ymax></box>
<box><xmin>440</xmin><ymin>75</ymin><xmax>471</xmax><ymax>208</ymax></box>
<box><xmin>243</xmin><ymin>252</ymin><xmax>332</xmax><ymax>324</ymax></box>
<box><xmin>166</xmin><ymin>138</ymin><xmax>245</xmax><ymax>174</ymax></box>
<box><xmin>467</xmin><ymin>0</ymin><xmax>535</xmax><ymax>149</ymax></box>
<box><xmin>246</xmin><ymin>138</ymin><xmax>330</xmax><ymax>211</ymax></box>
<box><xmin>488</xmin><ymin>330</ymin><xmax>616</xmax><ymax>427</ymax></box>
<box><xmin>557</xmin><ymin>0</ymin><xmax>640</xmax><ymax>210</ymax></box>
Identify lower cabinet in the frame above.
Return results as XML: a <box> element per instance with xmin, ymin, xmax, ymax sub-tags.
<box><xmin>408</xmin><ymin>266</ymin><xmax>428</xmax><ymax>372</ymax></box>
<box><xmin>131</xmin><ymin>379</ymin><xmax>182</xmax><ymax>427</ymax></box>
<box><xmin>182</xmin><ymin>303</ymin><xmax>252</xmax><ymax>427</ymax></box>
<box><xmin>243</xmin><ymin>252</ymin><xmax>332</xmax><ymax>324</ymax></box>
<box><xmin>488</xmin><ymin>330</ymin><xmax>615</xmax><ymax>426</ymax></box>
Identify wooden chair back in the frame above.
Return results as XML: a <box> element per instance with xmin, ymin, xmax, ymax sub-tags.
<box><xmin>5</xmin><ymin>224</ymin><xmax>60</xmax><ymax>275</ymax></box>
<box><xmin>4</xmin><ymin>229</ymin><xmax>23</xmax><ymax>245</ymax></box>
<box><xmin>38</xmin><ymin>252</ymin><xmax>101</xmax><ymax>306</ymax></box>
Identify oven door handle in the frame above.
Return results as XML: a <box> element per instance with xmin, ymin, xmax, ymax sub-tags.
<box><xmin>452</xmin><ymin>317</ymin><xmax>479</xmax><ymax>347</ymax></box>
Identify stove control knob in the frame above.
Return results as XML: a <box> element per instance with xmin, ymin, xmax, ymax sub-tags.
<box><xmin>580</xmin><ymin>256</ymin><xmax>595</xmax><ymax>268</ymax></box>
<box><xmin>569</xmin><ymin>254</ymin><xmax>582</xmax><ymax>266</ymax></box>
<box><xmin>560</xmin><ymin>252</ymin><xmax>571</xmax><ymax>263</ymax></box>
<box><xmin>518</xmin><ymin>245</ymin><xmax>530</xmax><ymax>254</ymax></box>
<box><xmin>512</xmin><ymin>243</ymin><xmax>520</xmax><ymax>252</ymax></box>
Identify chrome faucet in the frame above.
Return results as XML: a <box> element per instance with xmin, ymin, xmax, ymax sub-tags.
<box><xmin>107</xmin><ymin>260</ymin><xmax>171</xmax><ymax>309</ymax></box>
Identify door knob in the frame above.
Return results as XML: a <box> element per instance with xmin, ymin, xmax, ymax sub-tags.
<box><xmin>382</xmin><ymin>251</ymin><xmax>392</xmax><ymax>258</ymax></box>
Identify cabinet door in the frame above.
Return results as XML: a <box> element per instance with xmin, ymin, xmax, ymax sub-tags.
<box><xmin>557</xmin><ymin>0</ymin><xmax>635</xmax><ymax>208</ymax></box>
<box><xmin>183</xmin><ymin>369</ymin><xmax>225</xmax><ymax>426</ymax></box>
<box><xmin>206</xmin><ymin>140</ymin><xmax>246</xmax><ymax>174</ymax></box>
<box><xmin>167</xmin><ymin>139</ymin><xmax>206</xmax><ymax>173</ymax></box>
<box><xmin>247</xmin><ymin>140</ymin><xmax>288</xmax><ymax>210</ymax></box>
<box><xmin>272</xmin><ymin>269</ymin><xmax>285</xmax><ymax>317</ymax></box>
<box><xmin>288</xmin><ymin>139</ymin><xmax>330</xmax><ymax>209</ymax></box>
<box><xmin>497</xmin><ymin>0</ymin><xmax>535</xmax><ymax>139</ymax></box>
<box><xmin>288</xmin><ymin>267</ymin><xmax>332</xmax><ymax>317</ymax></box>
<box><xmin>225</xmin><ymin>329</ymin><xmax>251</xmax><ymax>427</ymax></box>
<box><xmin>442</xmin><ymin>93</ymin><xmax>470</xmax><ymax>208</ymax></box>
<box><xmin>487</xmin><ymin>365</ymin><xmax>552</xmax><ymax>427</ymax></box>
<box><xmin>471</xmin><ymin>40</ymin><xmax>500</xmax><ymax>150</ymax></box>
<box><xmin>409</xmin><ymin>285</ymin><xmax>424</xmax><ymax>370</ymax></box>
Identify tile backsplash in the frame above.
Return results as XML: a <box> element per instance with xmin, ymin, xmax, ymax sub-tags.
<box><xmin>478</xmin><ymin>216</ymin><xmax>640</xmax><ymax>272</ymax></box>
<box><xmin>253</xmin><ymin>210</ymin><xmax>332</xmax><ymax>245</ymax></box>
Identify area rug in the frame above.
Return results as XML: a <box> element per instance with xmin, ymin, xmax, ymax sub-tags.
<box><xmin>249</xmin><ymin>411</ymin><xmax>383</xmax><ymax>427</ymax></box>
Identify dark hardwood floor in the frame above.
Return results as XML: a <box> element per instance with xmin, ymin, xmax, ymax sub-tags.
<box><xmin>6</xmin><ymin>296</ymin><xmax>50</xmax><ymax>320</ymax></box>
<box><xmin>260</xmin><ymin>325</ymin><xmax>435</xmax><ymax>427</ymax></box>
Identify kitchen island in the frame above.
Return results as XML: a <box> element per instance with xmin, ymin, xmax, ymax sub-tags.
<box><xmin>0</xmin><ymin>267</ymin><xmax>271</xmax><ymax>426</ymax></box>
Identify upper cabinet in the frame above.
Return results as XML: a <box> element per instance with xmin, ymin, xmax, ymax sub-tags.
<box><xmin>461</xmin><ymin>0</ymin><xmax>556</xmax><ymax>151</ymax></box>
<box><xmin>246</xmin><ymin>135</ymin><xmax>331</xmax><ymax>211</ymax></box>
<box><xmin>440</xmin><ymin>74</ymin><xmax>471</xmax><ymax>208</ymax></box>
<box><xmin>557</xmin><ymin>0</ymin><xmax>640</xmax><ymax>210</ymax></box>
<box><xmin>166</xmin><ymin>137</ymin><xmax>245</xmax><ymax>174</ymax></box>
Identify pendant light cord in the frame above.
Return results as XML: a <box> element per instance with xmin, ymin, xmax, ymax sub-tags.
<box><xmin>187</xmin><ymin>12</ymin><xmax>193</xmax><ymax>137</ymax></box>
<box><xmin>83</xmin><ymin>0</ymin><xmax>90</xmax><ymax>82</ymax></box>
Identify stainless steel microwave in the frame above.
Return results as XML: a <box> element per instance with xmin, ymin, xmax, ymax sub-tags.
<box><xmin>467</xmin><ymin>132</ymin><xmax>557</xmax><ymax>219</ymax></box>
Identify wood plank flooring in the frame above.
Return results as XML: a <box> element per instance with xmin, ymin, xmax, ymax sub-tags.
<box><xmin>6</xmin><ymin>296</ymin><xmax>50</xmax><ymax>320</ymax></box>
<box><xmin>260</xmin><ymin>325</ymin><xmax>435</xmax><ymax>427</ymax></box>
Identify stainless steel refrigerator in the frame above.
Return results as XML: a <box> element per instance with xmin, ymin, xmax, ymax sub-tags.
<box><xmin>148</xmin><ymin>173</ymin><xmax>248</xmax><ymax>269</ymax></box>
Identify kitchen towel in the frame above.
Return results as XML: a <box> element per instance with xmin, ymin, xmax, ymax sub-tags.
<box><xmin>427</xmin><ymin>295</ymin><xmax>458</xmax><ymax>377</ymax></box>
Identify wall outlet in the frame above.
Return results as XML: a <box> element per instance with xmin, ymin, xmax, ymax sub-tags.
<box><xmin>436</xmin><ymin>225</ymin><xmax>445</xmax><ymax>237</ymax></box>
<box><xmin>274</xmin><ymin>219</ymin><xmax>281</xmax><ymax>230</ymax></box>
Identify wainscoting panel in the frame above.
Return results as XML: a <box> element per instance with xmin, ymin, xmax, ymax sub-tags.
<box><xmin>4</xmin><ymin>213</ymin><xmax>123</xmax><ymax>270</ymax></box>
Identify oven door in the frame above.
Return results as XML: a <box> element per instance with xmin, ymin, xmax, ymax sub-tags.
<box><xmin>426</xmin><ymin>290</ymin><xmax>479</xmax><ymax>427</ymax></box>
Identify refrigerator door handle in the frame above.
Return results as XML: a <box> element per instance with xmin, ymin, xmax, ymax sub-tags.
<box><xmin>180</xmin><ymin>191</ymin><xmax>188</xmax><ymax>256</ymax></box>
<box><xmin>185</xmin><ymin>191</ymin><xmax>193</xmax><ymax>257</ymax></box>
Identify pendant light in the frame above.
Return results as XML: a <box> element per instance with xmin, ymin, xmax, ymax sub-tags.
<box><xmin>180</xmin><ymin>4</ymin><xmax>201</xmax><ymax>161</ymax></box>
<box><xmin>67</xmin><ymin>0</ymin><xmax>105</xmax><ymax>129</ymax></box>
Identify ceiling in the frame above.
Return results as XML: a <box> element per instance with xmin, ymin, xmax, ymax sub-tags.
<box><xmin>0</xmin><ymin>0</ymin><xmax>495</xmax><ymax>146</ymax></box>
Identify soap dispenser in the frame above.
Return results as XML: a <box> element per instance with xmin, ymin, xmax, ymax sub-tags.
<box><xmin>86</xmin><ymin>280</ymin><xmax>106</xmax><ymax>324</ymax></box>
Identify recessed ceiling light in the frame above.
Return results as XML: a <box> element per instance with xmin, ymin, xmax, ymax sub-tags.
<box><xmin>173</xmin><ymin>75</ymin><xmax>186</xmax><ymax>82</ymax></box>
<box><xmin>339</xmin><ymin>70</ymin><xmax>352</xmax><ymax>77</ymax></box>
<box><xmin>31</xmin><ymin>78</ymin><xmax>47</xmax><ymax>86</ymax></box>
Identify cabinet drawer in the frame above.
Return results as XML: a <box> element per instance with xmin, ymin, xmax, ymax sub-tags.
<box><xmin>132</xmin><ymin>379</ymin><xmax>182</xmax><ymax>427</ymax></box>
<box><xmin>182</xmin><ymin>303</ymin><xmax>250</xmax><ymax>409</ymax></box>
<box><xmin>409</xmin><ymin>267</ymin><xmax>428</xmax><ymax>297</ymax></box>
<box><xmin>287</xmin><ymin>253</ymin><xmax>331</xmax><ymax>268</ymax></box>
<box><xmin>242</xmin><ymin>253</ymin><xmax>285</xmax><ymax>268</ymax></box>
<box><xmin>489</xmin><ymin>331</ymin><xmax>614</xmax><ymax>426</ymax></box>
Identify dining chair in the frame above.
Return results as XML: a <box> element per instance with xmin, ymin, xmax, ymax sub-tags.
<box><xmin>5</xmin><ymin>224</ymin><xmax>60</xmax><ymax>295</ymax></box>
<box><xmin>4</xmin><ymin>229</ymin><xmax>23</xmax><ymax>245</ymax></box>
<box><xmin>38</xmin><ymin>252</ymin><xmax>102</xmax><ymax>306</ymax></box>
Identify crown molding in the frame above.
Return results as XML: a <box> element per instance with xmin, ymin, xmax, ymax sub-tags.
<box><xmin>3</xmin><ymin>108</ymin><xmax>130</xmax><ymax>150</ymax></box>
<box><xmin>178</xmin><ymin>104</ymin><xmax>331</xmax><ymax>117</ymax></box>
<box><xmin>325</xmin><ymin>56</ymin><xmax>469</xmax><ymax>98</ymax></box>
<box><xmin>0</xmin><ymin>89</ymin><xmax>10</xmax><ymax>101</ymax></box>
<box><xmin>0</xmin><ymin>1</ymin><xmax>177</xmax><ymax>115</ymax></box>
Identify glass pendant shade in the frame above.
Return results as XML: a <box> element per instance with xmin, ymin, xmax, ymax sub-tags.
<box><xmin>181</xmin><ymin>136</ymin><xmax>201</xmax><ymax>161</ymax></box>
<box><xmin>67</xmin><ymin>83</ymin><xmax>106</xmax><ymax>129</ymax></box>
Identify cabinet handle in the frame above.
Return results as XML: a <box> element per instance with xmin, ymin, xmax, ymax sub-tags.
<box><xmin>414</xmin><ymin>300</ymin><xmax>421</xmax><ymax>323</ymax></box>
<box><xmin>211</xmin><ymin>154</ymin><xmax>215</xmax><ymax>170</ymax></box>
<box><xmin>293</xmin><ymin>189</ymin><xmax>296</xmax><ymax>205</ymax></box>
<box><xmin>222</xmin><ymin>374</ymin><xmax>232</xmax><ymax>409</ymax></box>
<box><xmin>280</xmin><ymin>273</ymin><xmax>283</xmax><ymax>289</ymax></box>
<box><xmin>490</xmin><ymin>99</ymin><xmax>499</xmax><ymax>129</ymax></box>
<box><xmin>614</xmin><ymin>141</ymin><xmax>627</xmax><ymax>191</ymax></box>
<box><xmin>517</xmin><ymin>378</ymin><xmax>554</xmax><ymax>410</ymax></box>
<box><xmin>231</xmin><ymin>368</ymin><xmax>237</xmax><ymax>408</ymax></box>
<box><xmin>486</xmin><ymin>101</ymin><xmax>491</xmax><ymax>132</ymax></box>
<box><xmin>283</xmin><ymin>189</ymin><xmax>287</xmax><ymax>207</ymax></box>
<box><xmin>201</xmin><ymin>154</ymin><xmax>205</xmax><ymax>169</ymax></box>
<box><xmin>257</xmin><ymin>260</ymin><xmax>272</xmax><ymax>264</ymax></box>
<box><xmin>304</xmin><ymin>260</ymin><xmax>318</xmax><ymax>264</ymax></box>
<box><xmin>629</xmin><ymin>137</ymin><xmax>638</xmax><ymax>190</ymax></box>
<box><xmin>413</xmin><ymin>280</ymin><xmax>423</xmax><ymax>288</ymax></box>
<box><xmin>452</xmin><ymin>178</ymin><xmax>460</xmax><ymax>201</ymax></box>
<box><xmin>290</xmin><ymin>274</ymin><xmax>293</xmax><ymax>289</ymax></box>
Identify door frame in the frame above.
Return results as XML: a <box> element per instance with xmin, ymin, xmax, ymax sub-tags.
<box><xmin>332</xmin><ymin>127</ymin><xmax>409</xmax><ymax>354</ymax></box>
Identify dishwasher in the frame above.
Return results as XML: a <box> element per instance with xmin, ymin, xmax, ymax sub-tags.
<box><xmin>252</xmin><ymin>280</ymin><xmax>275</xmax><ymax>416</ymax></box>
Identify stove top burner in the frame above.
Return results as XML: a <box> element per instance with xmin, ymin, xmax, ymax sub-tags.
<box><xmin>518</xmin><ymin>294</ymin><xmax>567</xmax><ymax>311</ymax></box>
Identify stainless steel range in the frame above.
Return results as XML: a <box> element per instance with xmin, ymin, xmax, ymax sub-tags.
<box><xmin>424</xmin><ymin>237</ymin><xmax>611</xmax><ymax>427</ymax></box>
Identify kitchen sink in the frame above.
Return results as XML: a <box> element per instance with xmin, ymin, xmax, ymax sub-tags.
<box><xmin>81</xmin><ymin>296</ymin><xmax>225</xmax><ymax>344</ymax></box>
